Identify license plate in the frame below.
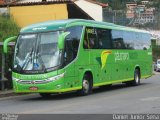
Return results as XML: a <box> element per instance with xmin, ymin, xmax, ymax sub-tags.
<box><xmin>29</xmin><ymin>86</ymin><xmax>38</xmax><ymax>91</ymax></box>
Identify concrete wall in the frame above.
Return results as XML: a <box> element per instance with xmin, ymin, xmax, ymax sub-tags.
<box><xmin>0</xmin><ymin>8</ymin><xmax>8</xmax><ymax>14</ymax></box>
<box><xmin>75</xmin><ymin>0</ymin><xmax>102</xmax><ymax>21</ymax></box>
<box><xmin>10</xmin><ymin>4</ymin><xmax>68</xmax><ymax>28</ymax></box>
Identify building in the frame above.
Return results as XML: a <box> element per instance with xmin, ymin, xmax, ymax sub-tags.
<box><xmin>141</xmin><ymin>0</ymin><xmax>149</xmax><ymax>5</ymax></box>
<box><xmin>136</xmin><ymin>5</ymin><xmax>145</xmax><ymax>13</ymax></box>
<box><xmin>126</xmin><ymin>2</ymin><xmax>137</xmax><ymax>10</ymax></box>
<box><xmin>150</xmin><ymin>30</ymin><xmax>160</xmax><ymax>42</ymax></box>
<box><xmin>126</xmin><ymin>3</ymin><xmax>137</xmax><ymax>19</ymax></box>
<box><xmin>126</xmin><ymin>1</ymin><xmax>155</xmax><ymax>25</ymax></box>
<box><xmin>0</xmin><ymin>0</ymin><xmax>5</xmax><ymax>4</ymax></box>
<box><xmin>0</xmin><ymin>0</ymin><xmax>108</xmax><ymax>28</ymax></box>
<box><xmin>134</xmin><ymin>6</ymin><xmax>155</xmax><ymax>24</ymax></box>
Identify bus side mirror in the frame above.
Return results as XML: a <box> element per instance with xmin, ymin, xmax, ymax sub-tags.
<box><xmin>3</xmin><ymin>36</ymin><xmax>17</xmax><ymax>54</ymax></box>
<box><xmin>58</xmin><ymin>32</ymin><xmax>70</xmax><ymax>50</ymax></box>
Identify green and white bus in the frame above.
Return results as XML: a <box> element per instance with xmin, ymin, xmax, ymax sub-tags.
<box><xmin>6</xmin><ymin>19</ymin><xmax>152</xmax><ymax>97</ymax></box>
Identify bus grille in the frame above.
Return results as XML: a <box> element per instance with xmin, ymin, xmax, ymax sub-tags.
<box><xmin>17</xmin><ymin>79</ymin><xmax>49</xmax><ymax>84</ymax></box>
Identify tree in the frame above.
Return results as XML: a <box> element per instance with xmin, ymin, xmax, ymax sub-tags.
<box><xmin>0</xmin><ymin>14</ymin><xmax>19</xmax><ymax>42</ymax></box>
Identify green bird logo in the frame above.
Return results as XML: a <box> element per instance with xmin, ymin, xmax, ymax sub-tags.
<box><xmin>101</xmin><ymin>50</ymin><xmax>112</xmax><ymax>70</ymax></box>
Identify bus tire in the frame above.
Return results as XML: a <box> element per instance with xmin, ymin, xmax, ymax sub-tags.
<box><xmin>126</xmin><ymin>69</ymin><xmax>140</xmax><ymax>86</ymax></box>
<box><xmin>39</xmin><ymin>93</ymin><xmax>51</xmax><ymax>98</ymax></box>
<box><xmin>79</xmin><ymin>74</ymin><xmax>92</xmax><ymax>96</ymax></box>
<box><xmin>133</xmin><ymin>69</ymin><xmax>140</xmax><ymax>86</ymax></box>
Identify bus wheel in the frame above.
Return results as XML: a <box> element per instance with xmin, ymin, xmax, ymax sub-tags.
<box><xmin>39</xmin><ymin>93</ymin><xmax>51</xmax><ymax>98</ymax></box>
<box><xmin>126</xmin><ymin>69</ymin><xmax>140</xmax><ymax>86</ymax></box>
<box><xmin>79</xmin><ymin>74</ymin><xmax>92</xmax><ymax>96</ymax></box>
<box><xmin>133</xmin><ymin>69</ymin><xmax>140</xmax><ymax>85</ymax></box>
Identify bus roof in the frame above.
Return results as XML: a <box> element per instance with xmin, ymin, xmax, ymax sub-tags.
<box><xmin>20</xmin><ymin>19</ymin><xmax>149</xmax><ymax>34</ymax></box>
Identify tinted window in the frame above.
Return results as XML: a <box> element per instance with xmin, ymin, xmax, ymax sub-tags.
<box><xmin>112</xmin><ymin>30</ymin><xmax>151</xmax><ymax>50</ymax></box>
<box><xmin>97</xmin><ymin>28</ymin><xmax>112</xmax><ymax>49</ymax></box>
<box><xmin>83</xmin><ymin>27</ymin><xmax>151</xmax><ymax>50</ymax></box>
<box><xmin>111</xmin><ymin>30</ymin><xmax>126</xmax><ymax>49</ymax></box>
<box><xmin>123</xmin><ymin>31</ymin><xmax>151</xmax><ymax>50</ymax></box>
<box><xmin>138</xmin><ymin>33</ymin><xmax>151</xmax><ymax>50</ymax></box>
<box><xmin>83</xmin><ymin>27</ymin><xmax>98</xmax><ymax>49</ymax></box>
<box><xmin>123</xmin><ymin>31</ymin><xmax>136</xmax><ymax>49</ymax></box>
<box><xmin>64</xmin><ymin>26</ymin><xmax>83</xmax><ymax>64</ymax></box>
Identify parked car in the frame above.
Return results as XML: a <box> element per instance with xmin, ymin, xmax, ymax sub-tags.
<box><xmin>154</xmin><ymin>59</ymin><xmax>160</xmax><ymax>72</ymax></box>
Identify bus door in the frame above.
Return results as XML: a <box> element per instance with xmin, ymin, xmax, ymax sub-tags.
<box><xmin>64</xmin><ymin>26</ymin><xmax>83</xmax><ymax>88</ymax></box>
<box><xmin>80</xmin><ymin>27</ymin><xmax>101</xmax><ymax>84</ymax></box>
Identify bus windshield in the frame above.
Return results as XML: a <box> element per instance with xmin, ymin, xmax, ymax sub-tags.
<box><xmin>13</xmin><ymin>31</ymin><xmax>61</xmax><ymax>73</ymax></box>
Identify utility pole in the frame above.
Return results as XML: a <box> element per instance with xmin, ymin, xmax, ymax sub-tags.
<box><xmin>0</xmin><ymin>45</ymin><xmax>7</xmax><ymax>90</ymax></box>
<box><xmin>112</xmin><ymin>10</ymin><xmax>117</xmax><ymax>24</ymax></box>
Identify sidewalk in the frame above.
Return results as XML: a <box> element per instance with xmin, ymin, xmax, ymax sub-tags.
<box><xmin>0</xmin><ymin>89</ymin><xmax>15</xmax><ymax>98</ymax></box>
<box><xmin>0</xmin><ymin>89</ymin><xmax>31</xmax><ymax>98</ymax></box>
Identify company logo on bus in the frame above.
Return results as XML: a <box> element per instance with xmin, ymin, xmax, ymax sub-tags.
<box><xmin>101</xmin><ymin>50</ymin><xmax>112</xmax><ymax>70</ymax></box>
<box><xmin>29</xmin><ymin>86</ymin><xmax>38</xmax><ymax>91</ymax></box>
<box><xmin>32</xmin><ymin>27</ymin><xmax>47</xmax><ymax>31</ymax></box>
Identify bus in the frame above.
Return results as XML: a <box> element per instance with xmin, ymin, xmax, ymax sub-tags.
<box><xmin>5</xmin><ymin>19</ymin><xmax>152</xmax><ymax>97</ymax></box>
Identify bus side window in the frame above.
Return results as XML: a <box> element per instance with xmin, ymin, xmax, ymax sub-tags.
<box><xmin>83</xmin><ymin>27</ymin><xmax>98</xmax><ymax>49</ymax></box>
<box><xmin>65</xmin><ymin>26</ymin><xmax>83</xmax><ymax>64</ymax></box>
<box><xmin>97</xmin><ymin>28</ymin><xmax>112</xmax><ymax>49</ymax></box>
<box><xmin>112</xmin><ymin>30</ymin><xmax>126</xmax><ymax>49</ymax></box>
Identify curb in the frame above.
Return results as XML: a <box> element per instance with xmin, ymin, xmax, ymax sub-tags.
<box><xmin>0</xmin><ymin>90</ymin><xmax>31</xmax><ymax>98</ymax></box>
<box><xmin>0</xmin><ymin>90</ymin><xmax>15</xmax><ymax>98</ymax></box>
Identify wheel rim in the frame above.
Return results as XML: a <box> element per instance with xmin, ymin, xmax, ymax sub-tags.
<box><xmin>135</xmin><ymin>72</ymin><xmax>139</xmax><ymax>84</ymax></box>
<box><xmin>83</xmin><ymin>79</ymin><xmax>89</xmax><ymax>93</ymax></box>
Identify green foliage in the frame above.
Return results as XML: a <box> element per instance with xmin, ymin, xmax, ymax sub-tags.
<box><xmin>98</xmin><ymin>0</ymin><xmax>126</xmax><ymax>10</ymax></box>
<box><xmin>0</xmin><ymin>14</ymin><xmax>19</xmax><ymax>42</ymax></box>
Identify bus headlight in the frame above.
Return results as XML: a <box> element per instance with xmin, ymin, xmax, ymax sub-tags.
<box><xmin>47</xmin><ymin>73</ymin><xmax>65</xmax><ymax>82</ymax></box>
<box><xmin>12</xmin><ymin>77</ymin><xmax>20</xmax><ymax>82</ymax></box>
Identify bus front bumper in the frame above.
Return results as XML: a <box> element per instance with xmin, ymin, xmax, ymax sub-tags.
<box><xmin>12</xmin><ymin>73</ymin><xmax>67</xmax><ymax>93</ymax></box>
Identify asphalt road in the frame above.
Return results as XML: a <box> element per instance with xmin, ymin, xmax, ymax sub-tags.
<box><xmin>0</xmin><ymin>72</ymin><xmax>160</xmax><ymax>114</ymax></box>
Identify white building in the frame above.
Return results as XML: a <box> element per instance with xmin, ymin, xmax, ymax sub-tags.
<box><xmin>150</xmin><ymin>30</ymin><xmax>160</xmax><ymax>45</ymax></box>
<box><xmin>141</xmin><ymin>0</ymin><xmax>149</xmax><ymax>5</ymax></box>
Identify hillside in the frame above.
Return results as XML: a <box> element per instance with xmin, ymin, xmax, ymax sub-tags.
<box><xmin>98</xmin><ymin>0</ymin><xmax>160</xmax><ymax>10</ymax></box>
<box><xmin>0</xmin><ymin>14</ymin><xmax>19</xmax><ymax>41</ymax></box>
<box><xmin>98</xmin><ymin>0</ymin><xmax>160</xmax><ymax>30</ymax></box>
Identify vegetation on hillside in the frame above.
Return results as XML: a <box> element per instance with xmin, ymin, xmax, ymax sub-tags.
<box><xmin>0</xmin><ymin>14</ymin><xmax>19</xmax><ymax>42</ymax></box>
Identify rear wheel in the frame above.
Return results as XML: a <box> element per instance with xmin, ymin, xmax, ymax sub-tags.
<box><xmin>79</xmin><ymin>74</ymin><xmax>92</xmax><ymax>96</ymax></box>
<box><xmin>126</xmin><ymin>69</ymin><xmax>140</xmax><ymax>86</ymax></box>
<box><xmin>133</xmin><ymin>69</ymin><xmax>140</xmax><ymax>85</ymax></box>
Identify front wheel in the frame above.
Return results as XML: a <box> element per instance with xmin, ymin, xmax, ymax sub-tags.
<box><xmin>78</xmin><ymin>75</ymin><xmax>92</xmax><ymax>96</ymax></box>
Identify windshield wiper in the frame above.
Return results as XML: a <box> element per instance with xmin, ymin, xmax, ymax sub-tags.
<box><xmin>36</xmin><ymin>44</ymin><xmax>47</xmax><ymax>73</ymax></box>
<box><xmin>36</xmin><ymin>53</ymin><xmax>47</xmax><ymax>73</ymax></box>
<box><xmin>21</xmin><ymin>47</ymin><xmax>34</xmax><ymax>71</ymax></box>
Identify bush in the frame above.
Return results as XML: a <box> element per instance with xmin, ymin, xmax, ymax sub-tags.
<box><xmin>0</xmin><ymin>14</ymin><xmax>20</xmax><ymax>41</ymax></box>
